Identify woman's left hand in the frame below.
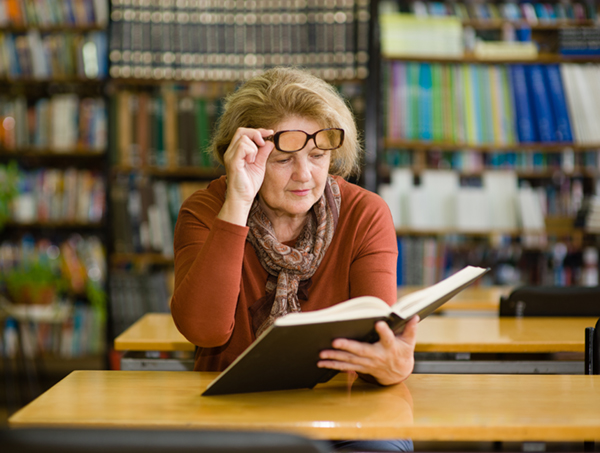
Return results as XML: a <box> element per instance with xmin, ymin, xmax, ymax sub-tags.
<box><xmin>317</xmin><ymin>316</ymin><xmax>419</xmax><ymax>386</ymax></box>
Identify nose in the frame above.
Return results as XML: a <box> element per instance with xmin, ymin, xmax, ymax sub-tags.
<box><xmin>292</xmin><ymin>155</ymin><xmax>311</xmax><ymax>182</ymax></box>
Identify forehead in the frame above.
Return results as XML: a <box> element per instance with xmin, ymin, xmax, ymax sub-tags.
<box><xmin>274</xmin><ymin>116</ymin><xmax>323</xmax><ymax>133</ymax></box>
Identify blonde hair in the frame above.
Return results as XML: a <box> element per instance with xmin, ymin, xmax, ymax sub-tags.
<box><xmin>210</xmin><ymin>67</ymin><xmax>362</xmax><ymax>178</ymax></box>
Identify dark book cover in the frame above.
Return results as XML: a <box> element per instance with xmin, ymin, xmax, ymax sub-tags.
<box><xmin>202</xmin><ymin>315</ymin><xmax>391</xmax><ymax>396</ymax></box>
<box><xmin>203</xmin><ymin>267</ymin><xmax>489</xmax><ymax>396</ymax></box>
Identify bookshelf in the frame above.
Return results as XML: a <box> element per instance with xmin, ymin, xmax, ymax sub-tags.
<box><xmin>5</xmin><ymin>0</ymin><xmax>599</xmax><ymax>369</ymax></box>
<box><xmin>377</xmin><ymin>0</ymin><xmax>600</xmax><ymax>288</ymax></box>
<box><xmin>0</xmin><ymin>0</ymin><xmax>110</xmax><ymax>379</ymax></box>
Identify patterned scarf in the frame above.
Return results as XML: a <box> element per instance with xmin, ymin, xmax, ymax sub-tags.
<box><xmin>247</xmin><ymin>176</ymin><xmax>341</xmax><ymax>337</ymax></box>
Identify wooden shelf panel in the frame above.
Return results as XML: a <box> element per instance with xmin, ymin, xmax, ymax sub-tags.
<box><xmin>395</xmin><ymin>219</ymin><xmax>580</xmax><ymax>237</ymax></box>
<box><xmin>4</xmin><ymin>221</ymin><xmax>105</xmax><ymax>229</ymax></box>
<box><xmin>0</xmin><ymin>25</ymin><xmax>106</xmax><ymax>33</ymax></box>
<box><xmin>111</xmin><ymin>166</ymin><xmax>224</xmax><ymax>178</ymax></box>
<box><xmin>0</xmin><ymin>149</ymin><xmax>106</xmax><ymax>158</ymax></box>
<box><xmin>382</xmin><ymin>53</ymin><xmax>600</xmax><ymax>64</ymax></box>
<box><xmin>461</xmin><ymin>19</ymin><xmax>595</xmax><ymax>30</ymax></box>
<box><xmin>388</xmin><ymin>167</ymin><xmax>600</xmax><ymax>178</ymax></box>
<box><xmin>0</xmin><ymin>77</ymin><xmax>106</xmax><ymax>84</ymax></box>
<box><xmin>111</xmin><ymin>253</ymin><xmax>174</xmax><ymax>266</ymax></box>
<box><xmin>384</xmin><ymin>139</ymin><xmax>600</xmax><ymax>152</ymax></box>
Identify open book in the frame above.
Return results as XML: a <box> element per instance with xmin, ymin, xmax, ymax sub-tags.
<box><xmin>202</xmin><ymin>265</ymin><xmax>489</xmax><ymax>396</ymax></box>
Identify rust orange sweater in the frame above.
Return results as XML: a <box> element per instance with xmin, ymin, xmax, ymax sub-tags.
<box><xmin>171</xmin><ymin>175</ymin><xmax>398</xmax><ymax>371</ymax></box>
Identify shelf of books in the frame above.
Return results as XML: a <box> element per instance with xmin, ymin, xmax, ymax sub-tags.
<box><xmin>0</xmin><ymin>0</ymin><xmax>110</xmax><ymax>380</ymax></box>
<box><xmin>377</xmin><ymin>0</ymin><xmax>600</xmax><ymax>289</ymax></box>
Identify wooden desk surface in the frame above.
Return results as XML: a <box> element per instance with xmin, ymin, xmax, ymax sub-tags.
<box><xmin>115</xmin><ymin>313</ymin><xmax>195</xmax><ymax>352</ymax></box>
<box><xmin>115</xmin><ymin>313</ymin><xmax>596</xmax><ymax>354</ymax></box>
<box><xmin>417</xmin><ymin>316</ymin><xmax>596</xmax><ymax>353</ymax></box>
<box><xmin>9</xmin><ymin>371</ymin><xmax>600</xmax><ymax>442</ymax></box>
<box><xmin>398</xmin><ymin>285</ymin><xmax>511</xmax><ymax>313</ymax></box>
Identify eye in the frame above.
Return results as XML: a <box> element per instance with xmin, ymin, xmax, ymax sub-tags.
<box><xmin>310</xmin><ymin>152</ymin><xmax>326</xmax><ymax>159</ymax></box>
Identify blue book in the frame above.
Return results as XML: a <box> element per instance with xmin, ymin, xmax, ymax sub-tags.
<box><xmin>470</xmin><ymin>65</ymin><xmax>484</xmax><ymax>144</ymax></box>
<box><xmin>544</xmin><ymin>64</ymin><xmax>574</xmax><ymax>143</ymax></box>
<box><xmin>524</xmin><ymin>64</ymin><xmax>557</xmax><ymax>143</ymax></box>
<box><xmin>4</xmin><ymin>34</ymin><xmax>21</xmax><ymax>78</ymax></box>
<box><xmin>396</xmin><ymin>237</ymin><xmax>403</xmax><ymax>287</ymax></box>
<box><xmin>91</xmin><ymin>31</ymin><xmax>108</xmax><ymax>79</ymax></box>
<box><xmin>509</xmin><ymin>64</ymin><xmax>537</xmax><ymax>143</ymax></box>
<box><xmin>418</xmin><ymin>63</ymin><xmax>433</xmax><ymax>140</ymax></box>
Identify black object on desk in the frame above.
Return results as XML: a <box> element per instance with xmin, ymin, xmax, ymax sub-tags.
<box><xmin>499</xmin><ymin>286</ymin><xmax>600</xmax><ymax>317</ymax></box>
<box><xmin>585</xmin><ymin>317</ymin><xmax>600</xmax><ymax>375</ymax></box>
<box><xmin>0</xmin><ymin>428</ymin><xmax>330</xmax><ymax>453</ymax></box>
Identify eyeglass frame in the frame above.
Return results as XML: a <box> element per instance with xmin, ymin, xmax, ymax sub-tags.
<box><xmin>264</xmin><ymin>128</ymin><xmax>345</xmax><ymax>153</ymax></box>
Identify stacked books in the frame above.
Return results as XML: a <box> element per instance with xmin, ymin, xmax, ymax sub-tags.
<box><xmin>108</xmin><ymin>0</ymin><xmax>371</xmax><ymax>81</ymax></box>
<box><xmin>0</xmin><ymin>30</ymin><xmax>108</xmax><ymax>80</ymax></box>
<box><xmin>404</xmin><ymin>0</ymin><xmax>596</xmax><ymax>22</ymax></box>
<box><xmin>110</xmin><ymin>88</ymin><xmax>226</xmax><ymax>169</ymax></box>
<box><xmin>559</xmin><ymin>28</ymin><xmax>600</xmax><ymax>56</ymax></box>
<box><xmin>110</xmin><ymin>174</ymin><xmax>208</xmax><ymax>256</ymax></box>
<box><xmin>0</xmin><ymin>94</ymin><xmax>107</xmax><ymax>152</ymax></box>
<box><xmin>384</xmin><ymin>61</ymin><xmax>582</xmax><ymax>146</ymax></box>
<box><xmin>10</xmin><ymin>167</ymin><xmax>106</xmax><ymax>224</ymax></box>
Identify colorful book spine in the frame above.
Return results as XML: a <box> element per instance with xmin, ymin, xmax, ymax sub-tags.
<box><xmin>509</xmin><ymin>64</ymin><xmax>536</xmax><ymax>143</ymax></box>
<box><xmin>525</xmin><ymin>64</ymin><xmax>557</xmax><ymax>143</ymax></box>
<box><xmin>544</xmin><ymin>64</ymin><xmax>574</xmax><ymax>143</ymax></box>
<box><xmin>417</xmin><ymin>62</ymin><xmax>433</xmax><ymax>140</ymax></box>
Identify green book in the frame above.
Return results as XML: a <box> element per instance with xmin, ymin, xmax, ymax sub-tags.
<box><xmin>195</xmin><ymin>98</ymin><xmax>211</xmax><ymax>168</ymax></box>
<box><xmin>154</xmin><ymin>96</ymin><xmax>165</xmax><ymax>168</ymax></box>
<box><xmin>406</xmin><ymin>62</ymin><xmax>420</xmax><ymax>140</ymax></box>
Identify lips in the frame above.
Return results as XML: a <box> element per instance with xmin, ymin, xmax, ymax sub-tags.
<box><xmin>290</xmin><ymin>189</ymin><xmax>311</xmax><ymax>196</ymax></box>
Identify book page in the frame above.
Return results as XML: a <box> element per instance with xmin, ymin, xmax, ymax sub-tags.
<box><xmin>275</xmin><ymin>296</ymin><xmax>391</xmax><ymax>326</ymax></box>
<box><xmin>394</xmin><ymin>266</ymin><xmax>488</xmax><ymax>318</ymax></box>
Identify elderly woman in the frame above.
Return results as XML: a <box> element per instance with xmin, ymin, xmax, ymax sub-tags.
<box><xmin>171</xmin><ymin>67</ymin><xmax>417</xmax><ymax>452</ymax></box>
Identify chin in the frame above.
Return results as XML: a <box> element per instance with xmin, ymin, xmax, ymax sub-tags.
<box><xmin>285</xmin><ymin>200</ymin><xmax>318</xmax><ymax>216</ymax></box>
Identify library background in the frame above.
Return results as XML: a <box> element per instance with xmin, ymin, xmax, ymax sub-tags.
<box><xmin>1</xmin><ymin>0</ymin><xmax>600</xmax><ymax>413</ymax></box>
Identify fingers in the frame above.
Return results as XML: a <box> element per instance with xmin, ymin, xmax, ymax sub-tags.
<box><xmin>318</xmin><ymin>318</ymin><xmax>419</xmax><ymax>386</ymax></box>
<box><xmin>375</xmin><ymin>321</ymin><xmax>396</xmax><ymax>348</ymax></box>
<box><xmin>224</xmin><ymin>128</ymin><xmax>274</xmax><ymax>166</ymax></box>
<box><xmin>399</xmin><ymin>315</ymin><xmax>419</xmax><ymax>347</ymax></box>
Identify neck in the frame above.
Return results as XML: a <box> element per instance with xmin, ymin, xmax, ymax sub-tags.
<box><xmin>258</xmin><ymin>199</ymin><xmax>310</xmax><ymax>243</ymax></box>
<box><xmin>273</xmin><ymin>219</ymin><xmax>308</xmax><ymax>243</ymax></box>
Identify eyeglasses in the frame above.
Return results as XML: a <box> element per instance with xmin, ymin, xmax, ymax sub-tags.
<box><xmin>264</xmin><ymin>128</ymin><xmax>344</xmax><ymax>153</ymax></box>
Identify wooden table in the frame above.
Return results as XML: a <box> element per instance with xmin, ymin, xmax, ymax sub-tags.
<box><xmin>115</xmin><ymin>313</ymin><xmax>194</xmax><ymax>352</ymax></box>
<box><xmin>8</xmin><ymin>370</ymin><xmax>600</xmax><ymax>442</ymax></box>
<box><xmin>115</xmin><ymin>313</ymin><xmax>595</xmax><ymax>373</ymax></box>
<box><xmin>415</xmin><ymin>316</ymin><xmax>595</xmax><ymax>374</ymax></box>
<box><xmin>397</xmin><ymin>285</ymin><xmax>511</xmax><ymax>314</ymax></box>
<box><xmin>417</xmin><ymin>316</ymin><xmax>594</xmax><ymax>353</ymax></box>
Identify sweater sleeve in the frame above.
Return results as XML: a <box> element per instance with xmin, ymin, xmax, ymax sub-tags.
<box><xmin>170</xmin><ymin>187</ymin><xmax>248</xmax><ymax>348</ymax></box>
<box><xmin>346</xmin><ymin>189</ymin><xmax>398</xmax><ymax>307</ymax></box>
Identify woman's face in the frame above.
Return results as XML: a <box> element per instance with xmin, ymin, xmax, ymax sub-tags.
<box><xmin>258</xmin><ymin>116</ymin><xmax>331</xmax><ymax>220</ymax></box>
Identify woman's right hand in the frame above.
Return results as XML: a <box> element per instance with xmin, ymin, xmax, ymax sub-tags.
<box><xmin>218</xmin><ymin>127</ymin><xmax>274</xmax><ymax>226</ymax></box>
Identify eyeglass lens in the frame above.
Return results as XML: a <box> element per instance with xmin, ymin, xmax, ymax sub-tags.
<box><xmin>275</xmin><ymin>128</ymin><xmax>343</xmax><ymax>152</ymax></box>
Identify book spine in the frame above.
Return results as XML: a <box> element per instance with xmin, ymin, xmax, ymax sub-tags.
<box><xmin>524</xmin><ymin>64</ymin><xmax>556</xmax><ymax>143</ymax></box>
<box><xmin>417</xmin><ymin>62</ymin><xmax>433</xmax><ymax>140</ymax></box>
<box><xmin>509</xmin><ymin>64</ymin><xmax>536</xmax><ymax>143</ymax></box>
<box><xmin>544</xmin><ymin>63</ymin><xmax>574</xmax><ymax>143</ymax></box>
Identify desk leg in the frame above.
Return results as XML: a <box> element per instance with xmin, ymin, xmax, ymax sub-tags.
<box><xmin>16</xmin><ymin>321</ymin><xmax>41</xmax><ymax>400</ymax></box>
<box><xmin>1</xmin><ymin>331</ymin><xmax>20</xmax><ymax>415</ymax></box>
